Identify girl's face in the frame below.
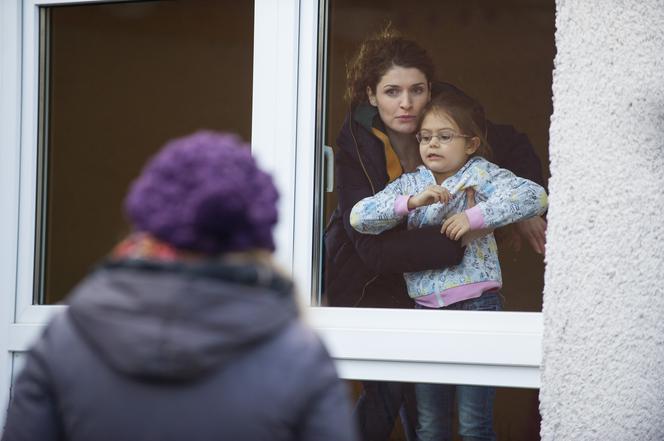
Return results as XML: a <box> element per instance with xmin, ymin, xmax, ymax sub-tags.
<box><xmin>418</xmin><ymin>110</ymin><xmax>479</xmax><ymax>183</ymax></box>
<box><xmin>366</xmin><ymin>66</ymin><xmax>430</xmax><ymax>136</ymax></box>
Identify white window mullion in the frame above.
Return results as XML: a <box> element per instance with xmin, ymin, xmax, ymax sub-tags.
<box><xmin>251</xmin><ymin>0</ymin><xmax>301</xmax><ymax>276</ymax></box>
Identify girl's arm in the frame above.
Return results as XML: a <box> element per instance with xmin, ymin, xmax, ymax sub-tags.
<box><xmin>349</xmin><ymin>175</ymin><xmax>410</xmax><ymax>234</ymax></box>
<box><xmin>465</xmin><ymin>159</ymin><xmax>548</xmax><ymax>230</ymax></box>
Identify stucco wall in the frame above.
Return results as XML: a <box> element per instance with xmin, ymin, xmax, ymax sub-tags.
<box><xmin>541</xmin><ymin>1</ymin><xmax>664</xmax><ymax>439</ymax></box>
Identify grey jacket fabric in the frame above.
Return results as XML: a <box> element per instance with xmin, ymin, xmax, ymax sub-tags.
<box><xmin>2</xmin><ymin>259</ymin><xmax>357</xmax><ymax>441</ymax></box>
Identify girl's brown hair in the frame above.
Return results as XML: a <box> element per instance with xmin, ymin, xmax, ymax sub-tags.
<box><xmin>345</xmin><ymin>25</ymin><xmax>435</xmax><ymax>106</ymax></box>
<box><xmin>417</xmin><ymin>84</ymin><xmax>492</xmax><ymax>160</ymax></box>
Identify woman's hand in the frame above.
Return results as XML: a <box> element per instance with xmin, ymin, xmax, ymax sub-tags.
<box><xmin>516</xmin><ymin>216</ymin><xmax>547</xmax><ymax>254</ymax></box>
<box><xmin>408</xmin><ymin>185</ymin><xmax>451</xmax><ymax>210</ymax></box>
<box><xmin>441</xmin><ymin>213</ymin><xmax>471</xmax><ymax>240</ymax></box>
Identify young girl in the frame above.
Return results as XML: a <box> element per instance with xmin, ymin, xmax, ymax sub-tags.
<box><xmin>349</xmin><ymin>88</ymin><xmax>548</xmax><ymax>441</ymax></box>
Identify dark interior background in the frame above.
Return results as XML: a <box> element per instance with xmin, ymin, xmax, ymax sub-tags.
<box><xmin>42</xmin><ymin>0</ymin><xmax>253</xmax><ymax>304</ymax></box>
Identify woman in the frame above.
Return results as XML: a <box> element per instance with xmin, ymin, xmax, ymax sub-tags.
<box><xmin>324</xmin><ymin>28</ymin><xmax>545</xmax><ymax>441</ymax></box>
<box><xmin>2</xmin><ymin>131</ymin><xmax>358</xmax><ymax>441</ymax></box>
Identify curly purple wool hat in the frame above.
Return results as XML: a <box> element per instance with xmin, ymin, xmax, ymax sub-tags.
<box><xmin>124</xmin><ymin>131</ymin><xmax>279</xmax><ymax>255</ymax></box>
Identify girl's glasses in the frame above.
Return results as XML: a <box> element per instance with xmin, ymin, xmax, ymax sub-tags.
<box><xmin>416</xmin><ymin>129</ymin><xmax>472</xmax><ymax>145</ymax></box>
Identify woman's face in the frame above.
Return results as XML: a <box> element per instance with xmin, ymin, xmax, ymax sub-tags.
<box><xmin>367</xmin><ymin>66</ymin><xmax>430</xmax><ymax>136</ymax></box>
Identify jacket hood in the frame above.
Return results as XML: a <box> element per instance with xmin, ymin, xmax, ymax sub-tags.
<box><xmin>67</xmin><ymin>259</ymin><xmax>298</xmax><ymax>382</ymax></box>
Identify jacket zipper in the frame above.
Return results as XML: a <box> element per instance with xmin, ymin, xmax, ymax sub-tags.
<box><xmin>354</xmin><ymin>275</ymin><xmax>378</xmax><ymax>307</ymax></box>
<box><xmin>349</xmin><ymin>110</ymin><xmax>377</xmax><ymax>195</ymax></box>
<box><xmin>349</xmin><ymin>109</ymin><xmax>380</xmax><ymax>305</ymax></box>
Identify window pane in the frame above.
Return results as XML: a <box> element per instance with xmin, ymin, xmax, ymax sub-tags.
<box><xmin>36</xmin><ymin>0</ymin><xmax>253</xmax><ymax>304</ymax></box>
<box><xmin>319</xmin><ymin>0</ymin><xmax>554</xmax><ymax>312</ymax></box>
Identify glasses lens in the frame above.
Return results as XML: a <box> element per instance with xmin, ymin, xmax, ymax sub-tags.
<box><xmin>438</xmin><ymin>130</ymin><xmax>455</xmax><ymax>144</ymax></box>
<box><xmin>417</xmin><ymin>133</ymin><xmax>431</xmax><ymax>144</ymax></box>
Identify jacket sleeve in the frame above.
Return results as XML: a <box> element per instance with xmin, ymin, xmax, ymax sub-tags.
<box><xmin>298</xmin><ymin>373</ymin><xmax>359</xmax><ymax>441</ymax></box>
<box><xmin>1</xmin><ymin>339</ymin><xmax>64</xmax><ymax>441</ymax></box>
<box><xmin>459</xmin><ymin>160</ymin><xmax>548</xmax><ymax>230</ymax></box>
<box><xmin>349</xmin><ymin>176</ymin><xmax>409</xmax><ymax>234</ymax></box>
<box><xmin>487</xmin><ymin>121</ymin><xmax>546</xmax><ymax>188</ymax></box>
<box><xmin>334</xmin><ymin>121</ymin><xmax>464</xmax><ymax>274</ymax></box>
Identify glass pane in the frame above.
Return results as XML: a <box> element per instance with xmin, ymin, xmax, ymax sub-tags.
<box><xmin>347</xmin><ymin>380</ymin><xmax>541</xmax><ymax>440</ymax></box>
<box><xmin>36</xmin><ymin>0</ymin><xmax>253</xmax><ymax>304</ymax></box>
<box><xmin>319</xmin><ymin>0</ymin><xmax>555</xmax><ymax>311</ymax></box>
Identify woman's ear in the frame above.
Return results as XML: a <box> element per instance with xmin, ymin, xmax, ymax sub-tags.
<box><xmin>366</xmin><ymin>87</ymin><xmax>377</xmax><ymax>106</ymax></box>
<box><xmin>466</xmin><ymin>137</ymin><xmax>480</xmax><ymax>155</ymax></box>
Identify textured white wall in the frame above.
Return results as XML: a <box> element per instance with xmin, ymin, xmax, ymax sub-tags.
<box><xmin>541</xmin><ymin>0</ymin><xmax>664</xmax><ymax>439</ymax></box>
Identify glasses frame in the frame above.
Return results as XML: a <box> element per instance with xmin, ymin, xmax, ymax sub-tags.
<box><xmin>416</xmin><ymin>129</ymin><xmax>473</xmax><ymax>145</ymax></box>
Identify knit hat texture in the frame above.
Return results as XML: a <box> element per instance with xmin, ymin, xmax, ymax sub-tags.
<box><xmin>124</xmin><ymin>130</ymin><xmax>279</xmax><ymax>255</ymax></box>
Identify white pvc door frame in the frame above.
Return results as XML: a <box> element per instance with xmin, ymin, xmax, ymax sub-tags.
<box><xmin>0</xmin><ymin>2</ymin><xmax>544</xmax><ymax>422</ymax></box>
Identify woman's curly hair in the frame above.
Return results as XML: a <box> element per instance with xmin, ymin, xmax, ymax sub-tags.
<box><xmin>345</xmin><ymin>25</ymin><xmax>435</xmax><ymax>106</ymax></box>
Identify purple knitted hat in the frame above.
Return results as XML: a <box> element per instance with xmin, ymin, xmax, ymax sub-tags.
<box><xmin>124</xmin><ymin>131</ymin><xmax>279</xmax><ymax>255</ymax></box>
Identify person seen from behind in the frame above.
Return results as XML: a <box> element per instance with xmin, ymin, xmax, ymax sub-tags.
<box><xmin>1</xmin><ymin>131</ymin><xmax>358</xmax><ymax>441</ymax></box>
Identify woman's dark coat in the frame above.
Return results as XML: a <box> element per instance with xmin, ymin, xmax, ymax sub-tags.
<box><xmin>2</xmin><ymin>260</ymin><xmax>357</xmax><ymax>441</ymax></box>
<box><xmin>324</xmin><ymin>83</ymin><xmax>544</xmax><ymax>308</ymax></box>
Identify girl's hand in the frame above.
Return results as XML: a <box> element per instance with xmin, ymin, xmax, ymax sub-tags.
<box><xmin>441</xmin><ymin>213</ymin><xmax>471</xmax><ymax>240</ymax></box>
<box><xmin>408</xmin><ymin>186</ymin><xmax>451</xmax><ymax>210</ymax></box>
<box><xmin>460</xmin><ymin>188</ymin><xmax>493</xmax><ymax>245</ymax></box>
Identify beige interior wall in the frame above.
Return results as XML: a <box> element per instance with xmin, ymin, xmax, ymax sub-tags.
<box><xmin>44</xmin><ymin>0</ymin><xmax>253</xmax><ymax>303</ymax></box>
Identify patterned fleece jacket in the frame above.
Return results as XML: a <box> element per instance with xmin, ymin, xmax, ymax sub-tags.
<box><xmin>350</xmin><ymin>156</ymin><xmax>548</xmax><ymax>307</ymax></box>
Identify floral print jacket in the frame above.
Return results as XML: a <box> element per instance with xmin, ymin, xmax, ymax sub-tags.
<box><xmin>350</xmin><ymin>156</ymin><xmax>548</xmax><ymax>304</ymax></box>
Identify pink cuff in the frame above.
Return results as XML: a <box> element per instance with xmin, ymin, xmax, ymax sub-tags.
<box><xmin>465</xmin><ymin>206</ymin><xmax>485</xmax><ymax>230</ymax></box>
<box><xmin>394</xmin><ymin>195</ymin><xmax>412</xmax><ymax>216</ymax></box>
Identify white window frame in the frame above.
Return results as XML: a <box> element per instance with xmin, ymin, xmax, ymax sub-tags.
<box><xmin>1</xmin><ymin>0</ymin><xmax>543</xmax><ymax>397</ymax></box>
<box><xmin>252</xmin><ymin>0</ymin><xmax>543</xmax><ymax>388</ymax></box>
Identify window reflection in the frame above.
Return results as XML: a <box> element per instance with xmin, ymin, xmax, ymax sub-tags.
<box><xmin>36</xmin><ymin>0</ymin><xmax>253</xmax><ymax>304</ymax></box>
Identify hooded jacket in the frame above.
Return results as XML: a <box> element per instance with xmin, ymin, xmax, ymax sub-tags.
<box><xmin>324</xmin><ymin>83</ymin><xmax>544</xmax><ymax>308</ymax></box>
<box><xmin>2</xmin><ymin>259</ymin><xmax>357</xmax><ymax>441</ymax></box>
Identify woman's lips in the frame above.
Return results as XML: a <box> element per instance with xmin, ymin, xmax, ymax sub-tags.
<box><xmin>396</xmin><ymin>115</ymin><xmax>415</xmax><ymax>121</ymax></box>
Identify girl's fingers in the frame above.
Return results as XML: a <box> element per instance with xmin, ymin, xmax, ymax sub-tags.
<box><xmin>465</xmin><ymin>188</ymin><xmax>476</xmax><ymax>208</ymax></box>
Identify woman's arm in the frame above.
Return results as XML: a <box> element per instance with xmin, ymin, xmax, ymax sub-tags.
<box><xmin>332</xmin><ymin>124</ymin><xmax>463</xmax><ymax>274</ymax></box>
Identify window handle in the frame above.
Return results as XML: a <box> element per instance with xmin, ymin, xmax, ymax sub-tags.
<box><xmin>323</xmin><ymin>145</ymin><xmax>334</xmax><ymax>192</ymax></box>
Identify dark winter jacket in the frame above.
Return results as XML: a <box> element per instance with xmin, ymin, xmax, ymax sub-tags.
<box><xmin>324</xmin><ymin>84</ymin><xmax>544</xmax><ymax>308</ymax></box>
<box><xmin>2</xmin><ymin>259</ymin><xmax>357</xmax><ymax>441</ymax></box>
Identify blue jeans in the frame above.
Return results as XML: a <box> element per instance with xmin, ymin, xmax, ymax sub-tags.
<box><xmin>415</xmin><ymin>291</ymin><xmax>501</xmax><ymax>441</ymax></box>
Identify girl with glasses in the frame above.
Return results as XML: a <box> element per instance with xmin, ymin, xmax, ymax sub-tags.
<box><xmin>350</xmin><ymin>89</ymin><xmax>548</xmax><ymax>441</ymax></box>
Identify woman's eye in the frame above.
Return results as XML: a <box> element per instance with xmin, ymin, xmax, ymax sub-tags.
<box><xmin>412</xmin><ymin>87</ymin><xmax>425</xmax><ymax>95</ymax></box>
<box><xmin>385</xmin><ymin>89</ymin><xmax>399</xmax><ymax>97</ymax></box>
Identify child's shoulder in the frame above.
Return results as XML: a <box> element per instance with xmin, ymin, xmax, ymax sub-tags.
<box><xmin>403</xmin><ymin>165</ymin><xmax>435</xmax><ymax>182</ymax></box>
<box><xmin>466</xmin><ymin>156</ymin><xmax>496</xmax><ymax>170</ymax></box>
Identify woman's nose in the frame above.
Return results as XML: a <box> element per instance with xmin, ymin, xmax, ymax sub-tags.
<box><xmin>400</xmin><ymin>93</ymin><xmax>413</xmax><ymax>109</ymax></box>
